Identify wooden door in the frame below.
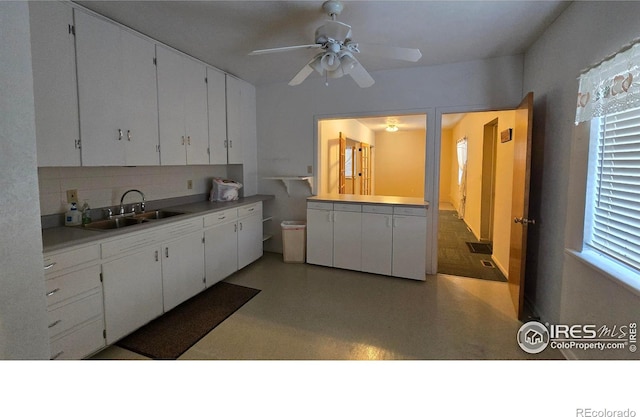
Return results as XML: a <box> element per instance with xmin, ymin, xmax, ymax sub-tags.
<box><xmin>508</xmin><ymin>92</ymin><xmax>534</xmax><ymax>320</ymax></box>
<box><xmin>359</xmin><ymin>143</ymin><xmax>372</xmax><ymax>195</ymax></box>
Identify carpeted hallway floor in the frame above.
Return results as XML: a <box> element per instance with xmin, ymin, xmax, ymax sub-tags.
<box><xmin>438</xmin><ymin>210</ymin><xmax>507</xmax><ymax>282</ymax></box>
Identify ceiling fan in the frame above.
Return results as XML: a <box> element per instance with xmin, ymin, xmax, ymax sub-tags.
<box><xmin>248</xmin><ymin>0</ymin><xmax>422</xmax><ymax>88</ymax></box>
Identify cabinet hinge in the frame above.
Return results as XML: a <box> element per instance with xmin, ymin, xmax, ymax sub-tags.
<box><xmin>156</xmin><ymin>144</ymin><xmax>160</xmax><ymax>153</ymax></box>
<box><xmin>205</xmin><ymin>77</ymin><xmax>208</xmax><ymax>84</ymax></box>
<box><xmin>202</xmin><ymin>236</ymin><xmax>205</xmax><ymax>244</ymax></box>
<box><xmin>75</xmin><ymin>139</ymin><xmax>81</xmax><ymax>150</ymax></box>
<box><xmin>103</xmin><ymin>329</ymin><xmax>106</xmax><ymax>339</ymax></box>
<box><xmin>153</xmin><ymin>57</ymin><xmax>157</xmax><ymax>66</ymax></box>
<box><xmin>203</xmin><ymin>277</ymin><xmax>206</xmax><ymax>284</ymax></box>
<box><xmin>68</xmin><ymin>24</ymin><xmax>75</xmax><ymax>36</ymax></box>
<box><xmin>99</xmin><ymin>272</ymin><xmax>103</xmax><ymax>282</ymax></box>
<box><xmin>207</xmin><ymin>147</ymin><xmax>210</xmax><ymax>155</ymax></box>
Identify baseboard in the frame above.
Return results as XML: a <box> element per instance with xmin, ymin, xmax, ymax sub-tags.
<box><xmin>491</xmin><ymin>255</ymin><xmax>508</xmax><ymax>278</ymax></box>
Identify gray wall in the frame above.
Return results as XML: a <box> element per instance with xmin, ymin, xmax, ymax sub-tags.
<box><xmin>0</xmin><ymin>2</ymin><xmax>50</xmax><ymax>359</ymax></box>
<box><xmin>523</xmin><ymin>1</ymin><xmax>640</xmax><ymax>358</ymax></box>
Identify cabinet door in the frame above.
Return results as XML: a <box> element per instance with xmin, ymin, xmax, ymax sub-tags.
<box><xmin>161</xmin><ymin>231</ymin><xmax>205</xmax><ymax>312</ymax></box>
<box><xmin>361</xmin><ymin>213</ymin><xmax>393</xmax><ymax>276</ymax></box>
<box><xmin>102</xmin><ymin>246</ymin><xmax>163</xmax><ymax>344</ymax></box>
<box><xmin>306</xmin><ymin>209</ymin><xmax>333</xmax><ymax>267</ymax></box>
<box><xmin>121</xmin><ymin>31</ymin><xmax>159</xmax><ymax>166</ymax></box>
<box><xmin>157</xmin><ymin>45</ymin><xmax>187</xmax><ymax>166</ymax></box>
<box><xmin>29</xmin><ymin>1</ymin><xmax>80</xmax><ymax>167</ymax></box>
<box><xmin>183</xmin><ymin>57</ymin><xmax>209</xmax><ymax>165</ymax></box>
<box><xmin>227</xmin><ymin>76</ymin><xmax>253</xmax><ymax>164</ymax></box>
<box><xmin>238</xmin><ymin>212</ymin><xmax>263</xmax><ymax>270</ymax></box>
<box><xmin>392</xmin><ymin>215</ymin><xmax>427</xmax><ymax>280</ymax></box>
<box><xmin>75</xmin><ymin>10</ymin><xmax>125</xmax><ymax>166</ymax></box>
<box><xmin>333</xmin><ymin>210</ymin><xmax>362</xmax><ymax>271</ymax></box>
<box><xmin>204</xmin><ymin>221</ymin><xmax>238</xmax><ymax>287</ymax></box>
<box><xmin>207</xmin><ymin>67</ymin><xmax>228</xmax><ymax>165</ymax></box>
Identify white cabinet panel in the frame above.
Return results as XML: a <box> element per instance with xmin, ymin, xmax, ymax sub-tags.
<box><xmin>238</xmin><ymin>208</ymin><xmax>263</xmax><ymax>270</ymax></box>
<box><xmin>157</xmin><ymin>46</ymin><xmax>208</xmax><ymax>165</ymax></box>
<box><xmin>392</xmin><ymin>214</ymin><xmax>427</xmax><ymax>280</ymax></box>
<box><xmin>162</xmin><ymin>230</ymin><xmax>205</xmax><ymax>312</ymax></box>
<box><xmin>306</xmin><ymin>208</ymin><xmax>334</xmax><ymax>267</ymax></box>
<box><xmin>204</xmin><ymin>221</ymin><xmax>238</xmax><ymax>287</ymax></box>
<box><xmin>333</xmin><ymin>210</ymin><xmax>362</xmax><ymax>271</ymax></box>
<box><xmin>102</xmin><ymin>246</ymin><xmax>163</xmax><ymax>344</ymax></box>
<box><xmin>226</xmin><ymin>76</ymin><xmax>255</xmax><ymax>164</ymax></box>
<box><xmin>207</xmin><ymin>68</ymin><xmax>228</xmax><ymax>165</ymax></box>
<box><xmin>361</xmin><ymin>212</ymin><xmax>393</xmax><ymax>276</ymax></box>
<box><xmin>29</xmin><ymin>1</ymin><xmax>80</xmax><ymax>167</ymax></box>
<box><xmin>75</xmin><ymin>10</ymin><xmax>159</xmax><ymax>166</ymax></box>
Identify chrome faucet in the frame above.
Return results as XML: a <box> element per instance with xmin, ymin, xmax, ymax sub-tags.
<box><xmin>120</xmin><ymin>189</ymin><xmax>145</xmax><ymax>215</ymax></box>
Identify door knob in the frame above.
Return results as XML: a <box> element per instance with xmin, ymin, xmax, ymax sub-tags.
<box><xmin>514</xmin><ymin>217</ymin><xmax>536</xmax><ymax>225</ymax></box>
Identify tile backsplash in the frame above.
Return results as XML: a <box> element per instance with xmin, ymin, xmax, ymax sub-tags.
<box><xmin>38</xmin><ymin>165</ymin><xmax>228</xmax><ymax>215</ymax></box>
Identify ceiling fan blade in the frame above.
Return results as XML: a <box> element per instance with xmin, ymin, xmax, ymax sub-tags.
<box><xmin>249</xmin><ymin>44</ymin><xmax>321</xmax><ymax>55</ymax></box>
<box><xmin>288</xmin><ymin>63</ymin><xmax>315</xmax><ymax>86</ymax></box>
<box><xmin>315</xmin><ymin>20</ymin><xmax>352</xmax><ymax>42</ymax></box>
<box><xmin>349</xmin><ymin>61</ymin><xmax>375</xmax><ymax>88</ymax></box>
<box><xmin>356</xmin><ymin>43</ymin><xmax>422</xmax><ymax>62</ymax></box>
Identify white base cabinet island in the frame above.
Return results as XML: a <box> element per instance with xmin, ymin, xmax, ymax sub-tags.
<box><xmin>306</xmin><ymin>195</ymin><xmax>428</xmax><ymax>281</ymax></box>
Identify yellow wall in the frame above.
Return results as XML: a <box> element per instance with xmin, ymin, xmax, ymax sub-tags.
<box><xmin>448</xmin><ymin>110</ymin><xmax>515</xmax><ymax>277</ymax></box>
<box><xmin>374</xmin><ymin>129</ymin><xmax>425</xmax><ymax>198</ymax></box>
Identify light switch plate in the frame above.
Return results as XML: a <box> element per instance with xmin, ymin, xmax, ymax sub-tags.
<box><xmin>66</xmin><ymin>189</ymin><xmax>78</xmax><ymax>204</ymax></box>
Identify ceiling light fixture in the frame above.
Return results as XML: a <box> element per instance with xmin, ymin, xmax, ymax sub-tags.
<box><xmin>386</xmin><ymin>124</ymin><xmax>399</xmax><ymax>132</ymax></box>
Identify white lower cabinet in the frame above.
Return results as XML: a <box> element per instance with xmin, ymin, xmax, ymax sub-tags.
<box><xmin>161</xmin><ymin>229</ymin><xmax>205</xmax><ymax>312</ymax></box>
<box><xmin>306</xmin><ymin>201</ymin><xmax>427</xmax><ymax>280</ymax></box>
<box><xmin>44</xmin><ymin>244</ymin><xmax>105</xmax><ymax>360</ymax></box>
<box><xmin>102</xmin><ymin>245</ymin><xmax>163</xmax><ymax>344</ymax></box>
<box><xmin>204</xmin><ymin>202</ymin><xmax>263</xmax><ymax>286</ymax></box>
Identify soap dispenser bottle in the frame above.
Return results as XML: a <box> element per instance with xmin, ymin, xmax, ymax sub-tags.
<box><xmin>65</xmin><ymin>203</ymin><xmax>82</xmax><ymax>226</ymax></box>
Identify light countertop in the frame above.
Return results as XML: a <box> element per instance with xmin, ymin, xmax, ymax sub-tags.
<box><xmin>308</xmin><ymin>194</ymin><xmax>429</xmax><ymax>208</ymax></box>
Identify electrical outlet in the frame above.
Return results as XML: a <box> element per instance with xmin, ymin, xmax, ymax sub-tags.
<box><xmin>187</xmin><ymin>180</ymin><xmax>193</xmax><ymax>190</ymax></box>
<box><xmin>66</xmin><ymin>189</ymin><xmax>78</xmax><ymax>204</ymax></box>
<box><xmin>307</xmin><ymin>165</ymin><xmax>313</xmax><ymax>174</ymax></box>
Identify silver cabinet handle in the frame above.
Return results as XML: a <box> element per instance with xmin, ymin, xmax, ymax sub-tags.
<box><xmin>118</xmin><ymin>129</ymin><xmax>123</xmax><ymax>140</ymax></box>
<box><xmin>187</xmin><ymin>136</ymin><xmax>191</xmax><ymax>145</ymax></box>
<box><xmin>248</xmin><ymin>208</ymin><xmax>254</xmax><ymax>212</ymax></box>
<box><xmin>224</xmin><ymin>140</ymin><xmax>228</xmax><ymax>149</ymax></box>
<box><xmin>50</xmin><ymin>351</ymin><xmax>64</xmax><ymax>360</ymax></box>
<box><xmin>46</xmin><ymin>288</ymin><xmax>60</xmax><ymax>297</ymax></box>
<box><xmin>229</xmin><ymin>140</ymin><xmax>233</xmax><ymax>148</ymax></box>
<box><xmin>127</xmin><ymin>130</ymin><xmax>131</xmax><ymax>141</ymax></box>
<box><xmin>218</xmin><ymin>216</ymin><xmax>226</xmax><ymax>220</ymax></box>
<box><xmin>234</xmin><ymin>223</ymin><xmax>237</xmax><ymax>232</ymax></box>
<box><xmin>165</xmin><ymin>247</ymin><xmax>169</xmax><ymax>258</ymax></box>
<box><xmin>239</xmin><ymin>222</ymin><xmax>243</xmax><ymax>231</ymax></box>
<box><xmin>48</xmin><ymin>319</ymin><xmax>61</xmax><ymax>329</ymax></box>
<box><xmin>155</xmin><ymin>250</ymin><xmax>159</xmax><ymax>262</ymax></box>
<box><xmin>44</xmin><ymin>262</ymin><xmax>56</xmax><ymax>270</ymax></box>
<box><xmin>181</xmin><ymin>136</ymin><xmax>185</xmax><ymax>145</ymax></box>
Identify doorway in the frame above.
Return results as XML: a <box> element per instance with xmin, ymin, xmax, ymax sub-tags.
<box><xmin>437</xmin><ymin>110</ymin><xmax>515</xmax><ymax>282</ymax></box>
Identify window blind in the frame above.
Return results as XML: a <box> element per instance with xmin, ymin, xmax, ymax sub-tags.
<box><xmin>586</xmin><ymin>107</ymin><xmax>640</xmax><ymax>271</ymax></box>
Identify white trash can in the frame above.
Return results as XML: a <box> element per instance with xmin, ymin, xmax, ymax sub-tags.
<box><xmin>281</xmin><ymin>221</ymin><xmax>306</xmax><ymax>263</ymax></box>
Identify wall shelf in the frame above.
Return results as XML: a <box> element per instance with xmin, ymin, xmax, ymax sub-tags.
<box><xmin>263</xmin><ymin>176</ymin><xmax>313</xmax><ymax>196</ymax></box>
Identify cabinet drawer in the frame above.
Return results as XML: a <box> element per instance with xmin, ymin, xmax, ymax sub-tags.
<box><xmin>362</xmin><ymin>204</ymin><xmax>393</xmax><ymax>215</ymax></box>
<box><xmin>334</xmin><ymin>203</ymin><xmax>361</xmax><ymax>212</ymax></box>
<box><xmin>203</xmin><ymin>208</ymin><xmax>238</xmax><ymax>227</ymax></box>
<box><xmin>47</xmin><ymin>290</ymin><xmax>103</xmax><ymax>339</ymax></box>
<box><xmin>44</xmin><ymin>244</ymin><xmax>100</xmax><ymax>275</ymax></box>
<box><xmin>307</xmin><ymin>201</ymin><xmax>333</xmax><ymax>210</ymax></box>
<box><xmin>393</xmin><ymin>206</ymin><xmax>427</xmax><ymax>217</ymax></box>
<box><xmin>161</xmin><ymin>217</ymin><xmax>202</xmax><ymax>240</ymax></box>
<box><xmin>238</xmin><ymin>202</ymin><xmax>262</xmax><ymax>218</ymax></box>
<box><xmin>45</xmin><ymin>264</ymin><xmax>101</xmax><ymax>308</ymax></box>
<box><xmin>102</xmin><ymin>229</ymin><xmax>161</xmax><ymax>258</ymax></box>
<box><xmin>50</xmin><ymin>317</ymin><xmax>105</xmax><ymax>360</ymax></box>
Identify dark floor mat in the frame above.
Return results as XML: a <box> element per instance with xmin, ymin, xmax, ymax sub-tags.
<box><xmin>465</xmin><ymin>242</ymin><xmax>492</xmax><ymax>254</ymax></box>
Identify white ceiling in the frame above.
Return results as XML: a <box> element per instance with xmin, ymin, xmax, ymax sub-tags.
<box><xmin>74</xmin><ymin>0</ymin><xmax>571</xmax><ymax>87</ymax></box>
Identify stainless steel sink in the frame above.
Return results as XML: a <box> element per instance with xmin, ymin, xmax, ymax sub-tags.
<box><xmin>82</xmin><ymin>210</ymin><xmax>185</xmax><ymax>231</ymax></box>
<box><xmin>133</xmin><ymin>210</ymin><xmax>185</xmax><ymax>220</ymax></box>
<box><xmin>83</xmin><ymin>217</ymin><xmax>146</xmax><ymax>230</ymax></box>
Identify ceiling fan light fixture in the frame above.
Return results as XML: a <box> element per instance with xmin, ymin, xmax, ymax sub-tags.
<box><xmin>320</xmin><ymin>52</ymin><xmax>341</xmax><ymax>71</ymax></box>
<box><xmin>386</xmin><ymin>124</ymin><xmax>399</xmax><ymax>132</ymax></box>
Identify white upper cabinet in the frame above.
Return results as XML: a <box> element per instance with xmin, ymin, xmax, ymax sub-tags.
<box><xmin>207</xmin><ymin>67</ymin><xmax>228</xmax><ymax>165</ymax></box>
<box><xmin>157</xmin><ymin>46</ymin><xmax>209</xmax><ymax>165</ymax></box>
<box><xmin>226</xmin><ymin>76</ymin><xmax>256</xmax><ymax>165</ymax></box>
<box><xmin>29</xmin><ymin>2</ymin><xmax>81</xmax><ymax>167</ymax></box>
<box><xmin>74</xmin><ymin>10</ymin><xmax>159</xmax><ymax>166</ymax></box>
